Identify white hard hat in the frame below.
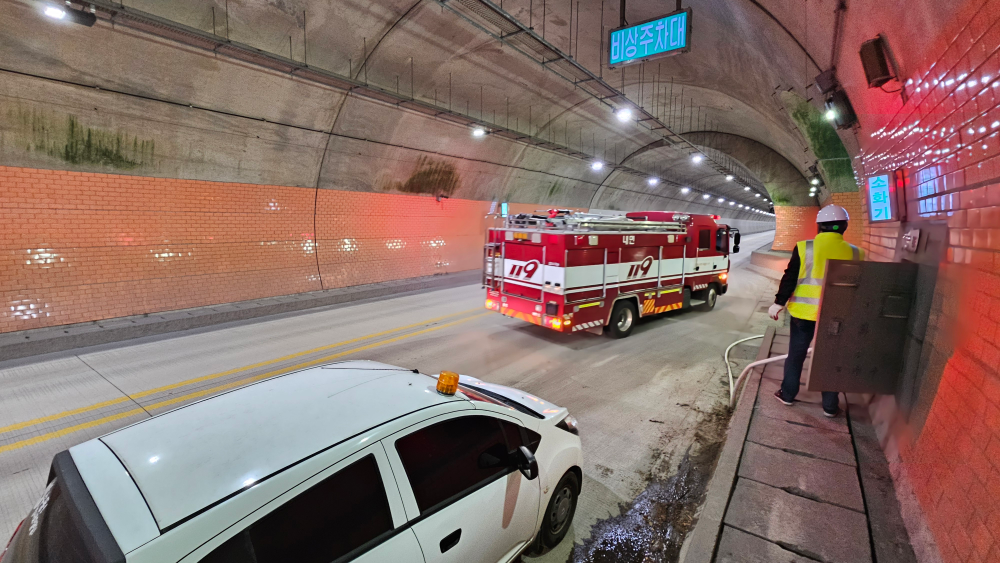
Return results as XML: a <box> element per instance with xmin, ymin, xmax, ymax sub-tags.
<box><xmin>816</xmin><ymin>204</ymin><xmax>849</xmax><ymax>223</ymax></box>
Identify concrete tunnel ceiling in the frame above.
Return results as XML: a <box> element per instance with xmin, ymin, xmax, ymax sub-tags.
<box><xmin>0</xmin><ymin>0</ymin><xmax>847</xmax><ymax>219</ymax></box>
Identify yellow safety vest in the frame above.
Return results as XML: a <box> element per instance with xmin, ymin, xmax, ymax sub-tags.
<box><xmin>786</xmin><ymin>232</ymin><xmax>863</xmax><ymax>321</ymax></box>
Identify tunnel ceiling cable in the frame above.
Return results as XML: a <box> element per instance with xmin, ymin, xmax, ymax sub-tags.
<box><xmin>434</xmin><ymin>0</ymin><xmax>766</xmax><ymax>195</ymax></box>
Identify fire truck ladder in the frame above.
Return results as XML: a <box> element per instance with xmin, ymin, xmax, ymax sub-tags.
<box><xmin>504</xmin><ymin>213</ymin><xmax>689</xmax><ymax>233</ymax></box>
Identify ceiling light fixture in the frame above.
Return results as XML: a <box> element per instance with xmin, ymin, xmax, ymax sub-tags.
<box><xmin>725</xmin><ymin>175</ymin><xmax>734</xmax><ymax>181</ymax></box>
<box><xmin>692</xmin><ymin>154</ymin><xmax>704</xmax><ymax>164</ymax></box>
<box><xmin>616</xmin><ymin>108</ymin><xmax>633</xmax><ymax>122</ymax></box>
<box><xmin>681</xmin><ymin>187</ymin><xmax>691</xmax><ymax>194</ymax></box>
<box><xmin>647</xmin><ymin>177</ymin><xmax>659</xmax><ymax>186</ymax></box>
<box><xmin>472</xmin><ymin>127</ymin><xmax>486</xmax><ymax>137</ymax></box>
<box><xmin>591</xmin><ymin>161</ymin><xmax>604</xmax><ymax>171</ymax></box>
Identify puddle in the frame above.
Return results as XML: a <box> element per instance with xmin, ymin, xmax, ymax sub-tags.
<box><xmin>568</xmin><ymin>404</ymin><xmax>730</xmax><ymax>563</ymax></box>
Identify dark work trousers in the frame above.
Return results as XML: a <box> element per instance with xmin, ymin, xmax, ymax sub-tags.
<box><xmin>780</xmin><ymin>316</ymin><xmax>840</xmax><ymax>412</ymax></box>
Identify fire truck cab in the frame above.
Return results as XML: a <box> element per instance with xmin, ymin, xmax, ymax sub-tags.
<box><xmin>483</xmin><ymin>210</ymin><xmax>740</xmax><ymax>338</ymax></box>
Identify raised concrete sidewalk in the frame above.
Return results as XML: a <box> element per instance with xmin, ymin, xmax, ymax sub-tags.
<box><xmin>750</xmin><ymin>242</ymin><xmax>792</xmax><ymax>273</ymax></box>
<box><xmin>682</xmin><ymin>327</ymin><xmax>918</xmax><ymax>563</ymax></box>
<box><xmin>0</xmin><ymin>270</ymin><xmax>480</xmax><ymax>362</ymax></box>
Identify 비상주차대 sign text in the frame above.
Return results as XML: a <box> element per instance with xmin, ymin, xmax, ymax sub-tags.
<box><xmin>609</xmin><ymin>9</ymin><xmax>690</xmax><ymax>67</ymax></box>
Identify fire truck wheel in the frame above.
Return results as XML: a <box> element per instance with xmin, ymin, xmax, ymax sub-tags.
<box><xmin>697</xmin><ymin>286</ymin><xmax>718</xmax><ymax>311</ymax></box>
<box><xmin>608</xmin><ymin>300</ymin><xmax>637</xmax><ymax>338</ymax></box>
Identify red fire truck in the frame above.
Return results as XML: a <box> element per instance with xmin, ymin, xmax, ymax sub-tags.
<box><xmin>483</xmin><ymin>210</ymin><xmax>741</xmax><ymax>338</ymax></box>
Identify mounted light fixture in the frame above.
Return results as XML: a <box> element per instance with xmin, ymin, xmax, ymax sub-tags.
<box><xmin>702</xmin><ymin>194</ymin><xmax>710</xmax><ymax>200</ymax></box>
<box><xmin>647</xmin><ymin>177</ymin><xmax>659</xmax><ymax>186</ymax></box>
<box><xmin>44</xmin><ymin>5</ymin><xmax>66</xmax><ymax>18</ymax></box>
<box><xmin>824</xmin><ymin>89</ymin><xmax>858</xmax><ymax>129</ymax></box>
<box><xmin>725</xmin><ymin>175</ymin><xmax>734</xmax><ymax>181</ymax></box>
<box><xmin>755</xmin><ymin>193</ymin><xmax>761</xmax><ymax>197</ymax></box>
<box><xmin>43</xmin><ymin>3</ymin><xmax>96</xmax><ymax>25</ymax></box>
<box><xmin>717</xmin><ymin>197</ymin><xmax>725</xmax><ymax>203</ymax></box>
<box><xmin>744</xmin><ymin>186</ymin><xmax>751</xmax><ymax>191</ymax></box>
<box><xmin>680</xmin><ymin>187</ymin><xmax>691</xmax><ymax>194</ymax></box>
<box><xmin>615</xmin><ymin>108</ymin><xmax>633</xmax><ymax>122</ymax></box>
<box><xmin>691</xmin><ymin>154</ymin><xmax>704</xmax><ymax>164</ymax></box>
<box><xmin>591</xmin><ymin>161</ymin><xmax>604</xmax><ymax>171</ymax></box>
<box><xmin>472</xmin><ymin>127</ymin><xmax>486</xmax><ymax>137</ymax></box>
<box><xmin>810</xmin><ymin>178</ymin><xmax>820</xmax><ymax>186</ymax></box>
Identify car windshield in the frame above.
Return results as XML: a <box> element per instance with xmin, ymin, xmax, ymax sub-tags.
<box><xmin>3</xmin><ymin>479</ymin><xmax>95</xmax><ymax>563</ymax></box>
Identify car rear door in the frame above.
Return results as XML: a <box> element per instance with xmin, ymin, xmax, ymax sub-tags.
<box><xmin>181</xmin><ymin>444</ymin><xmax>424</xmax><ymax>563</ymax></box>
<box><xmin>384</xmin><ymin>412</ymin><xmax>540</xmax><ymax>563</ymax></box>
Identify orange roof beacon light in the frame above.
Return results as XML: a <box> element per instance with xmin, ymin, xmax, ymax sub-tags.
<box><xmin>436</xmin><ymin>371</ymin><xmax>460</xmax><ymax>396</ymax></box>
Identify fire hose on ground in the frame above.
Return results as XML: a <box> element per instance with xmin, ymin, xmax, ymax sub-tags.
<box><xmin>725</xmin><ymin>335</ymin><xmax>811</xmax><ymax>408</ymax></box>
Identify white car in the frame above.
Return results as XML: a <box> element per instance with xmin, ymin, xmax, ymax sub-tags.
<box><xmin>1</xmin><ymin>361</ymin><xmax>583</xmax><ymax>563</ymax></box>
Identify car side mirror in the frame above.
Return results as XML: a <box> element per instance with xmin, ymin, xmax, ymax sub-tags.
<box><xmin>732</xmin><ymin>245</ymin><xmax>740</xmax><ymax>254</ymax></box>
<box><xmin>515</xmin><ymin>446</ymin><xmax>538</xmax><ymax>480</ymax></box>
<box><xmin>732</xmin><ymin>232</ymin><xmax>741</xmax><ymax>254</ymax></box>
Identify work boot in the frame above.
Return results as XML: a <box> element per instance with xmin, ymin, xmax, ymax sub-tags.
<box><xmin>773</xmin><ymin>389</ymin><xmax>793</xmax><ymax>406</ymax></box>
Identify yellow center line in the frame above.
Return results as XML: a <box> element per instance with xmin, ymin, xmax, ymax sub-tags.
<box><xmin>0</xmin><ymin>308</ymin><xmax>481</xmax><ymax>437</ymax></box>
<box><xmin>0</xmin><ymin>312</ymin><xmax>490</xmax><ymax>456</ymax></box>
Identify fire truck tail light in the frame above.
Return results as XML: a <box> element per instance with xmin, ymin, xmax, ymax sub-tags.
<box><xmin>548</xmin><ymin>318</ymin><xmax>563</xmax><ymax>329</ymax></box>
<box><xmin>436</xmin><ymin>371</ymin><xmax>460</xmax><ymax>395</ymax></box>
<box><xmin>486</xmin><ymin>299</ymin><xmax>497</xmax><ymax>310</ymax></box>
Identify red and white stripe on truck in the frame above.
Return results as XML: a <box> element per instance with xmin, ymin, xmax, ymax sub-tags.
<box><xmin>483</xmin><ymin>211</ymin><xmax>735</xmax><ymax>338</ymax></box>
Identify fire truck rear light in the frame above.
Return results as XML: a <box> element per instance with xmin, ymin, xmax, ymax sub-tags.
<box><xmin>485</xmin><ymin>299</ymin><xmax>497</xmax><ymax>309</ymax></box>
<box><xmin>436</xmin><ymin>371</ymin><xmax>459</xmax><ymax>395</ymax></box>
<box><xmin>720</xmin><ymin>272</ymin><xmax>728</xmax><ymax>281</ymax></box>
<box><xmin>548</xmin><ymin>318</ymin><xmax>563</xmax><ymax>329</ymax></box>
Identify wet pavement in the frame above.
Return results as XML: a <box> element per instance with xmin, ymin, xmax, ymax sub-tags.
<box><xmin>569</xmin><ymin>404</ymin><xmax>729</xmax><ymax>563</ymax></box>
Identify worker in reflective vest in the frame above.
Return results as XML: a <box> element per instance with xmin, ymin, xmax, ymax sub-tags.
<box><xmin>768</xmin><ymin>204</ymin><xmax>863</xmax><ymax>417</ymax></box>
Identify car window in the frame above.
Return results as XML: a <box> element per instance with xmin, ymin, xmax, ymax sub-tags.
<box><xmin>395</xmin><ymin>415</ymin><xmax>512</xmax><ymax>514</ymax></box>
<box><xmin>3</xmin><ymin>480</ymin><xmax>94</xmax><ymax>563</ymax></box>
<box><xmin>199</xmin><ymin>454</ymin><xmax>392</xmax><ymax>563</ymax></box>
<box><xmin>698</xmin><ymin>228</ymin><xmax>711</xmax><ymax>250</ymax></box>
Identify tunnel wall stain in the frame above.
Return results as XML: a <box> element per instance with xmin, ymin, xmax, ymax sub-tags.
<box><xmin>9</xmin><ymin>108</ymin><xmax>157</xmax><ymax>171</ymax></box>
<box><xmin>849</xmin><ymin>0</ymin><xmax>1000</xmax><ymax>561</ymax></box>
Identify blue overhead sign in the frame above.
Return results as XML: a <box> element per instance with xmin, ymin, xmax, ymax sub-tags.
<box><xmin>867</xmin><ymin>174</ymin><xmax>894</xmax><ymax>222</ymax></box>
<box><xmin>609</xmin><ymin>9</ymin><xmax>691</xmax><ymax>67</ymax></box>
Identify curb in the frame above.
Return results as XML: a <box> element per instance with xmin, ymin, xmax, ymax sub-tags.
<box><xmin>680</xmin><ymin>326</ymin><xmax>776</xmax><ymax>563</ymax></box>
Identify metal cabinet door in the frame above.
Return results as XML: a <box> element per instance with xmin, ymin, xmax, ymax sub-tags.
<box><xmin>806</xmin><ymin>260</ymin><xmax>919</xmax><ymax>394</ymax></box>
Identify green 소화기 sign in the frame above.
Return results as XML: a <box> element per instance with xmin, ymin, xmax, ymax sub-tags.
<box><xmin>609</xmin><ymin>9</ymin><xmax>691</xmax><ymax>67</ymax></box>
<box><xmin>867</xmin><ymin>174</ymin><xmax>894</xmax><ymax>222</ymax></box>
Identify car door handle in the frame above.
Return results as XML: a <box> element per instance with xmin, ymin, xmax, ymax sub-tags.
<box><xmin>440</xmin><ymin>528</ymin><xmax>461</xmax><ymax>553</ymax></box>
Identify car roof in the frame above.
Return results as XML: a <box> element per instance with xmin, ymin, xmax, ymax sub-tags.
<box><xmin>97</xmin><ymin>361</ymin><xmax>464</xmax><ymax>530</ymax></box>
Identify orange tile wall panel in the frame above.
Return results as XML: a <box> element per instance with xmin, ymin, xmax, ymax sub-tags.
<box><xmin>772</xmin><ymin>205</ymin><xmax>818</xmax><ymax>251</ymax></box>
<box><xmin>855</xmin><ymin>0</ymin><xmax>1000</xmax><ymax>560</ymax></box>
<box><xmin>0</xmin><ymin>166</ymin><xmax>496</xmax><ymax>333</ymax></box>
<box><xmin>829</xmin><ymin>192</ymin><xmax>864</xmax><ymax>248</ymax></box>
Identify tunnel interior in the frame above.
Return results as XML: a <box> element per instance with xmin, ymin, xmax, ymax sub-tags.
<box><xmin>2</xmin><ymin>0</ymin><xmax>1000</xmax><ymax>562</ymax></box>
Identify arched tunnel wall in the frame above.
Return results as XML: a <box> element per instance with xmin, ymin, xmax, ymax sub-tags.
<box><xmin>0</xmin><ymin>2</ymin><xmax>775</xmax><ymax>333</ymax></box>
